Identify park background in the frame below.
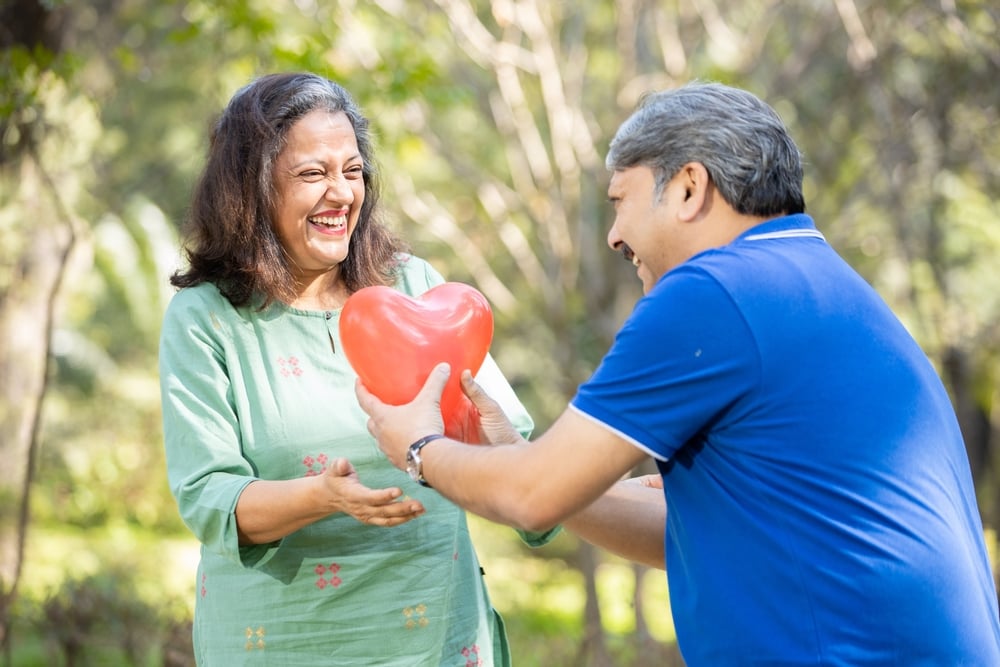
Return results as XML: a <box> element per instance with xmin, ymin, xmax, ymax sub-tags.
<box><xmin>2</xmin><ymin>0</ymin><xmax>998</xmax><ymax>665</ymax></box>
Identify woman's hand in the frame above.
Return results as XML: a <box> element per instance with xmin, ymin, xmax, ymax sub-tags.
<box><xmin>236</xmin><ymin>457</ymin><xmax>427</xmax><ymax>543</ymax></box>
<box><xmin>322</xmin><ymin>458</ymin><xmax>425</xmax><ymax>527</ymax></box>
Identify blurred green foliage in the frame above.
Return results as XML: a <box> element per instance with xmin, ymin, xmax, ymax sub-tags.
<box><xmin>3</xmin><ymin>0</ymin><xmax>998</xmax><ymax>665</ymax></box>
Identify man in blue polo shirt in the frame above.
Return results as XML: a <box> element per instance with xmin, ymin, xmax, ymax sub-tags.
<box><xmin>358</xmin><ymin>82</ymin><xmax>1000</xmax><ymax>665</ymax></box>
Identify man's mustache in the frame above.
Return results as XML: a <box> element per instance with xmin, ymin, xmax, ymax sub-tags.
<box><xmin>620</xmin><ymin>243</ymin><xmax>635</xmax><ymax>262</ymax></box>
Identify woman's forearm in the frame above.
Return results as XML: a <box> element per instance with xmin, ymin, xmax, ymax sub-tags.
<box><xmin>235</xmin><ymin>477</ymin><xmax>331</xmax><ymax>544</ymax></box>
<box><xmin>234</xmin><ymin>458</ymin><xmax>425</xmax><ymax>545</ymax></box>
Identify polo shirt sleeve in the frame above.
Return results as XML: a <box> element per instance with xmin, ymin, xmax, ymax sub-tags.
<box><xmin>571</xmin><ymin>265</ymin><xmax>759</xmax><ymax>462</ymax></box>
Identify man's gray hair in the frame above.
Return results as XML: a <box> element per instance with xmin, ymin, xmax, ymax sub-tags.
<box><xmin>606</xmin><ymin>82</ymin><xmax>805</xmax><ymax>216</ymax></box>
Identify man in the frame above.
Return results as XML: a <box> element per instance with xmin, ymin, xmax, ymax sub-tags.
<box><xmin>357</xmin><ymin>82</ymin><xmax>1000</xmax><ymax>665</ymax></box>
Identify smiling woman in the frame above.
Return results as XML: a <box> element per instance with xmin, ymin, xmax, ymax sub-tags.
<box><xmin>271</xmin><ymin>109</ymin><xmax>364</xmax><ymax>310</ymax></box>
<box><xmin>158</xmin><ymin>72</ymin><xmax>557</xmax><ymax>666</ymax></box>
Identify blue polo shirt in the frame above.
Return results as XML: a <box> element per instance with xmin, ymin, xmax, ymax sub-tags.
<box><xmin>572</xmin><ymin>214</ymin><xmax>1000</xmax><ymax>665</ymax></box>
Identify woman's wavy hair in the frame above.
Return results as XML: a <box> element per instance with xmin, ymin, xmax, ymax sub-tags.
<box><xmin>171</xmin><ymin>72</ymin><xmax>406</xmax><ymax>307</ymax></box>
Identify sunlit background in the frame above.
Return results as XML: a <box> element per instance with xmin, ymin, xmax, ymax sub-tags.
<box><xmin>2</xmin><ymin>1</ymin><xmax>998</xmax><ymax>665</ymax></box>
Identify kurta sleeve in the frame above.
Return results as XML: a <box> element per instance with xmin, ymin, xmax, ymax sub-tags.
<box><xmin>159</xmin><ymin>287</ymin><xmax>278</xmax><ymax>568</ymax></box>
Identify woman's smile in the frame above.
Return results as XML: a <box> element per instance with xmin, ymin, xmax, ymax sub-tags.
<box><xmin>272</xmin><ymin>109</ymin><xmax>365</xmax><ymax>278</ymax></box>
<box><xmin>308</xmin><ymin>209</ymin><xmax>349</xmax><ymax>236</ymax></box>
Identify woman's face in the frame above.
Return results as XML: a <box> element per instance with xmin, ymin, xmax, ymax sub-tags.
<box><xmin>272</xmin><ymin>109</ymin><xmax>365</xmax><ymax>282</ymax></box>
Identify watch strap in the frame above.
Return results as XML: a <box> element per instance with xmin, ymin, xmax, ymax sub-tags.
<box><xmin>408</xmin><ymin>434</ymin><xmax>446</xmax><ymax>487</ymax></box>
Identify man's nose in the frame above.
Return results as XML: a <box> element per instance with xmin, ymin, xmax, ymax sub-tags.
<box><xmin>607</xmin><ymin>225</ymin><xmax>621</xmax><ymax>251</ymax></box>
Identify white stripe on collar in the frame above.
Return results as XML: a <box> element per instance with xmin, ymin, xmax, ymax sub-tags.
<box><xmin>743</xmin><ymin>229</ymin><xmax>826</xmax><ymax>242</ymax></box>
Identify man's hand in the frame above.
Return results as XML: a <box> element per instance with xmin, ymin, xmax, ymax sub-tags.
<box><xmin>443</xmin><ymin>371</ymin><xmax>523</xmax><ymax>445</ymax></box>
<box><xmin>457</xmin><ymin>369</ymin><xmax>522</xmax><ymax>446</ymax></box>
<box><xmin>625</xmin><ymin>473</ymin><xmax>663</xmax><ymax>489</ymax></box>
<box><xmin>356</xmin><ymin>362</ymin><xmax>450</xmax><ymax>470</ymax></box>
<box><xmin>443</xmin><ymin>394</ymin><xmax>481</xmax><ymax>443</ymax></box>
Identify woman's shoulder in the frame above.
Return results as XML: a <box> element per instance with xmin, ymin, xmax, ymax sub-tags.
<box><xmin>165</xmin><ymin>281</ymin><xmax>229</xmax><ymax>310</ymax></box>
<box><xmin>393</xmin><ymin>253</ymin><xmax>446</xmax><ymax>294</ymax></box>
<box><xmin>394</xmin><ymin>252</ymin><xmax>434</xmax><ymax>276</ymax></box>
<box><xmin>162</xmin><ymin>282</ymin><xmax>243</xmax><ymax>329</ymax></box>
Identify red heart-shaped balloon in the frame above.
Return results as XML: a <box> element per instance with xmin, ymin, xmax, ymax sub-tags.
<box><xmin>339</xmin><ymin>282</ymin><xmax>493</xmax><ymax>431</ymax></box>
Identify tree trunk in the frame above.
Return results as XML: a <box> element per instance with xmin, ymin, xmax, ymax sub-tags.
<box><xmin>942</xmin><ymin>346</ymin><xmax>996</xmax><ymax>538</ymax></box>
<box><xmin>1</xmin><ymin>2</ymin><xmax>74</xmax><ymax>659</ymax></box>
<box><xmin>0</xmin><ymin>155</ymin><xmax>76</xmax><ymax>662</ymax></box>
<box><xmin>943</xmin><ymin>348</ymin><xmax>992</xmax><ymax>480</ymax></box>
<box><xmin>572</xmin><ymin>542</ymin><xmax>612</xmax><ymax>667</ymax></box>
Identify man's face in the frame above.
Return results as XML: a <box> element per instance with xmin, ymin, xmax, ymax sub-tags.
<box><xmin>606</xmin><ymin>165</ymin><xmax>677</xmax><ymax>294</ymax></box>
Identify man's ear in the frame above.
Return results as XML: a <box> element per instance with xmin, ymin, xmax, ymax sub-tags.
<box><xmin>676</xmin><ymin>162</ymin><xmax>711</xmax><ymax>222</ymax></box>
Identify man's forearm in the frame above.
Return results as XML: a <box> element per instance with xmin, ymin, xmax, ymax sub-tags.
<box><xmin>417</xmin><ymin>433</ymin><xmax>640</xmax><ymax>533</ymax></box>
<box><xmin>418</xmin><ymin>438</ymin><xmax>571</xmax><ymax>531</ymax></box>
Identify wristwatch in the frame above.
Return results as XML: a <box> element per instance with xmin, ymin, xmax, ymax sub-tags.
<box><xmin>406</xmin><ymin>434</ymin><xmax>446</xmax><ymax>487</ymax></box>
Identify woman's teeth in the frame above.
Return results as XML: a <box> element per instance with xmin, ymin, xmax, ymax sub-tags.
<box><xmin>309</xmin><ymin>215</ymin><xmax>346</xmax><ymax>228</ymax></box>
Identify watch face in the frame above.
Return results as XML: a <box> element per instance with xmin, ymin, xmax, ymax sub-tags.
<box><xmin>406</xmin><ymin>450</ymin><xmax>420</xmax><ymax>482</ymax></box>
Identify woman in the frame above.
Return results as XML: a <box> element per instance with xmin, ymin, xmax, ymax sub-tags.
<box><xmin>159</xmin><ymin>72</ymin><xmax>555</xmax><ymax>666</ymax></box>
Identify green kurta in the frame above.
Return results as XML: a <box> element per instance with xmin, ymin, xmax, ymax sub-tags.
<box><xmin>159</xmin><ymin>255</ymin><xmax>554</xmax><ymax>666</ymax></box>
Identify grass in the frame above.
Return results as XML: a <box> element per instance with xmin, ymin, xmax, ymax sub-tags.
<box><xmin>10</xmin><ymin>521</ymin><xmax>196</xmax><ymax>667</ymax></box>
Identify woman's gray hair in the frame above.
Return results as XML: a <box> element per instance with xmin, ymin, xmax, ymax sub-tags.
<box><xmin>606</xmin><ymin>82</ymin><xmax>805</xmax><ymax>216</ymax></box>
<box><xmin>225</xmin><ymin>73</ymin><xmax>378</xmax><ymax>222</ymax></box>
